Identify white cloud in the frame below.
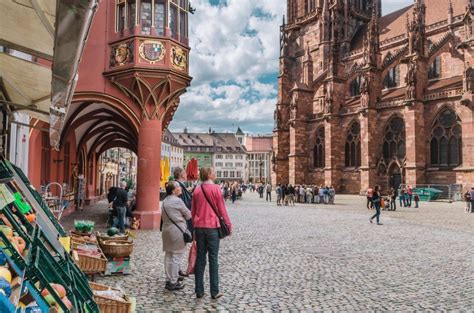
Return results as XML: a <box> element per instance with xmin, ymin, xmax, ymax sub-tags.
<box><xmin>170</xmin><ymin>0</ymin><xmax>415</xmax><ymax>134</ymax></box>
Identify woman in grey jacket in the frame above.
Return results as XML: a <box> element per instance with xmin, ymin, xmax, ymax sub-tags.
<box><xmin>162</xmin><ymin>182</ymin><xmax>191</xmax><ymax>290</ymax></box>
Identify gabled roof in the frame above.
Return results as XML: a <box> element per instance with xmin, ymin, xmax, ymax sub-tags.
<box><xmin>213</xmin><ymin>133</ymin><xmax>246</xmax><ymax>153</ymax></box>
<box><xmin>235</xmin><ymin>126</ymin><xmax>244</xmax><ymax>135</ymax></box>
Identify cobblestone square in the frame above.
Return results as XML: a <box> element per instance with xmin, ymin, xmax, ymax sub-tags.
<box><xmin>64</xmin><ymin>193</ymin><xmax>474</xmax><ymax>311</ymax></box>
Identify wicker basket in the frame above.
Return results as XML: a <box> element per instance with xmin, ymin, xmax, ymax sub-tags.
<box><xmin>89</xmin><ymin>282</ymin><xmax>132</xmax><ymax>313</ymax></box>
<box><xmin>96</xmin><ymin>232</ymin><xmax>128</xmax><ymax>242</ymax></box>
<box><xmin>99</xmin><ymin>239</ymin><xmax>134</xmax><ymax>258</ymax></box>
<box><xmin>74</xmin><ymin>248</ymin><xmax>107</xmax><ymax>274</ymax></box>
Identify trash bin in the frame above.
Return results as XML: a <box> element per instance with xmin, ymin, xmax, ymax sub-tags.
<box><xmin>412</xmin><ymin>187</ymin><xmax>443</xmax><ymax>201</ymax></box>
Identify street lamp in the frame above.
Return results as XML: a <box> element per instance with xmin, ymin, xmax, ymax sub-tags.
<box><xmin>259</xmin><ymin>155</ymin><xmax>264</xmax><ymax>183</ymax></box>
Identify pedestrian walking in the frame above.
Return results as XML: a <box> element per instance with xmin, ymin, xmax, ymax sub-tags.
<box><xmin>464</xmin><ymin>189</ymin><xmax>472</xmax><ymax>213</ymax></box>
<box><xmin>113</xmin><ymin>181</ymin><xmax>129</xmax><ymax>234</ymax></box>
<box><xmin>407</xmin><ymin>186</ymin><xmax>413</xmax><ymax>207</ymax></box>
<box><xmin>366</xmin><ymin>187</ymin><xmax>373</xmax><ymax>210</ymax></box>
<box><xmin>389</xmin><ymin>187</ymin><xmax>397</xmax><ymax>211</ymax></box>
<box><xmin>413</xmin><ymin>193</ymin><xmax>420</xmax><ymax>208</ymax></box>
<box><xmin>288</xmin><ymin>184</ymin><xmax>295</xmax><ymax>206</ymax></box>
<box><xmin>265</xmin><ymin>183</ymin><xmax>272</xmax><ymax>202</ymax></box>
<box><xmin>162</xmin><ymin>182</ymin><xmax>192</xmax><ymax>291</ymax></box>
<box><xmin>369</xmin><ymin>185</ymin><xmax>382</xmax><ymax>225</ymax></box>
<box><xmin>276</xmin><ymin>184</ymin><xmax>282</xmax><ymax>206</ymax></box>
<box><xmin>399</xmin><ymin>188</ymin><xmax>406</xmax><ymax>207</ymax></box>
<box><xmin>191</xmin><ymin>167</ymin><xmax>233</xmax><ymax>299</ymax></box>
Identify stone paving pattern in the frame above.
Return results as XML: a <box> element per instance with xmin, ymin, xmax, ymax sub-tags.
<box><xmin>62</xmin><ymin>193</ymin><xmax>474</xmax><ymax>311</ymax></box>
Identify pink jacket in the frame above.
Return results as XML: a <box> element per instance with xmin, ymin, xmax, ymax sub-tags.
<box><xmin>191</xmin><ymin>182</ymin><xmax>232</xmax><ymax>232</ymax></box>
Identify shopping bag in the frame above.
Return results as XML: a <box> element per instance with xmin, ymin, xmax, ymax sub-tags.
<box><xmin>187</xmin><ymin>240</ymin><xmax>197</xmax><ymax>275</ymax></box>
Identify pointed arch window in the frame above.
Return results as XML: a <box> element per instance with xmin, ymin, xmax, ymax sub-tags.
<box><xmin>383</xmin><ymin>66</ymin><xmax>400</xmax><ymax>89</ymax></box>
<box><xmin>345</xmin><ymin>122</ymin><xmax>361</xmax><ymax>167</ymax></box>
<box><xmin>350</xmin><ymin>76</ymin><xmax>362</xmax><ymax>96</ymax></box>
<box><xmin>428</xmin><ymin>56</ymin><xmax>441</xmax><ymax>79</ymax></box>
<box><xmin>430</xmin><ymin>109</ymin><xmax>462</xmax><ymax>167</ymax></box>
<box><xmin>313</xmin><ymin>127</ymin><xmax>325</xmax><ymax>168</ymax></box>
<box><xmin>383</xmin><ymin>117</ymin><xmax>405</xmax><ymax>161</ymax></box>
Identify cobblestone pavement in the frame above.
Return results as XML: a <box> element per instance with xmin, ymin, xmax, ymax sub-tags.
<box><xmin>62</xmin><ymin>193</ymin><xmax>474</xmax><ymax>312</ymax></box>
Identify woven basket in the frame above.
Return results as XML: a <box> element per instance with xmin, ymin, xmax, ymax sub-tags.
<box><xmin>75</xmin><ymin>248</ymin><xmax>107</xmax><ymax>274</ymax></box>
<box><xmin>89</xmin><ymin>282</ymin><xmax>132</xmax><ymax>313</ymax></box>
<box><xmin>99</xmin><ymin>239</ymin><xmax>134</xmax><ymax>258</ymax></box>
<box><xmin>96</xmin><ymin>232</ymin><xmax>128</xmax><ymax>242</ymax></box>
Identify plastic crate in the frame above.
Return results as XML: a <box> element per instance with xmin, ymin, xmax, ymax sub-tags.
<box><xmin>0</xmin><ymin>157</ymin><xmax>14</xmax><ymax>182</ymax></box>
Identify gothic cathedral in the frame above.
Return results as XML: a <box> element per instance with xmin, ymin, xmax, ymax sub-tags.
<box><xmin>272</xmin><ymin>0</ymin><xmax>474</xmax><ymax>193</ymax></box>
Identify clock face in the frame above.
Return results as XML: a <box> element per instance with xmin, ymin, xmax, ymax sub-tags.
<box><xmin>171</xmin><ymin>46</ymin><xmax>187</xmax><ymax>71</ymax></box>
<box><xmin>139</xmin><ymin>40</ymin><xmax>165</xmax><ymax>64</ymax></box>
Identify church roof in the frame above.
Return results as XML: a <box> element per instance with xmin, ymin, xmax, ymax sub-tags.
<box><xmin>379</xmin><ymin>0</ymin><xmax>468</xmax><ymax>43</ymax></box>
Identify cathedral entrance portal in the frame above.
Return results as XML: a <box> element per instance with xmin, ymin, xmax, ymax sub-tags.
<box><xmin>388</xmin><ymin>163</ymin><xmax>404</xmax><ymax>190</ymax></box>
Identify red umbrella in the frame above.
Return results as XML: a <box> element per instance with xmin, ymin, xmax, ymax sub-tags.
<box><xmin>186</xmin><ymin>158</ymin><xmax>199</xmax><ymax>181</ymax></box>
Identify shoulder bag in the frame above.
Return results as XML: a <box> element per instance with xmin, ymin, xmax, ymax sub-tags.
<box><xmin>201</xmin><ymin>185</ymin><xmax>230</xmax><ymax>239</ymax></box>
<box><xmin>162</xmin><ymin>205</ymin><xmax>193</xmax><ymax>243</ymax></box>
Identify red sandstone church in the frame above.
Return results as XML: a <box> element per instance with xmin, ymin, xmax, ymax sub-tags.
<box><xmin>273</xmin><ymin>0</ymin><xmax>474</xmax><ymax>194</ymax></box>
<box><xmin>26</xmin><ymin>0</ymin><xmax>192</xmax><ymax>229</ymax></box>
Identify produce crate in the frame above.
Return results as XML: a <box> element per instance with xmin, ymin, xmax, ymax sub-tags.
<box><xmin>89</xmin><ymin>282</ymin><xmax>132</xmax><ymax>313</ymax></box>
<box><xmin>99</xmin><ymin>239</ymin><xmax>134</xmax><ymax>258</ymax></box>
<box><xmin>105</xmin><ymin>256</ymin><xmax>131</xmax><ymax>275</ymax></box>
<box><xmin>96</xmin><ymin>232</ymin><xmax>128</xmax><ymax>242</ymax></box>
<box><xmin>74</xmin><ymin>247</ymin><xmax>107</xmax><ymax>275</ymax></box>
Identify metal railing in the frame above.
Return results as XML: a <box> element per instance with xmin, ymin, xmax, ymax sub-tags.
<box><xmin>399</xmin><ymin>184</ymin><xmax>464</xmax><ymax>202</ymax></box>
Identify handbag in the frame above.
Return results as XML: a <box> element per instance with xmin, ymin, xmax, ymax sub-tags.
<box><xmin>162</xmin><ymin>205</ymin><xmax>193</xmax><ymax>243</ymax></box>
<box><xmin>186</xmin><ymin>240</ymin><xmax>197</xmax><ymax>275</ymax></box>
<box><xmin>201</xmin><ymin>185</ymin><xmax>230</xmax><ymax>239</ymax></box>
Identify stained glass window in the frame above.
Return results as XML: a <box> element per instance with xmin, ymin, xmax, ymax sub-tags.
<box><xmin>383</xmin><ymin>117</ymin><xmax>405</xmax><ymax>161</ymax></box>
<box><xmin>345</xmin><ymin>122</ymin><xmax>361</xmax><ymax>167</ymax></box>
<box><xmin>313</xmin><ymin>127</ymin><xmax>325</xmax><ymax>168</ymax></box>
<box><xmin>350</xmin><ymin>76</ymin><xmax>361</xmax><ymax>96</ymax></box>
<box><xmin>140</xmin><ymin>0</ymin><xmax>152</xmax><ymax>35</ymax></box>
<box><xmin>154</xmin><ymin>0</ymin><xmax>165</xmax><ymax>36</ymax></box>
<box><xmin>430</xmin><ymin>109</ymin><xmax>462</xmax><ymax>167</ymax></box>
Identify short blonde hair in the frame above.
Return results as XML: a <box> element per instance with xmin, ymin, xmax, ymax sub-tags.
<box><xmin>199</xmin><ymin>167</ymin><xmax>214</xmax><ymax>182</ymax></box>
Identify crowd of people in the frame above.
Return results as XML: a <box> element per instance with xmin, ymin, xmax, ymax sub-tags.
<box><xmin>272</xmin><ymin>184</ymin><xmax>336</xmax><ymax>206</ymax></box>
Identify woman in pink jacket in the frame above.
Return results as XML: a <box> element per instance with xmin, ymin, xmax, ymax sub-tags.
<box><xmin>191</xmin><ymin>167</ymin><xmax>232</xmax><ymax>299</ymax></box>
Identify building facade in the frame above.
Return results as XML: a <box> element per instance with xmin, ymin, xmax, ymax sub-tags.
<box><xmin>212</xmin><ymin>132</ymin><xmax>246</xmax><ymax>182</ymax></box>
<box><xmin>175</xmin><ymin>129</ymin><xmax>214</xmax><ymax>169</ymax></box>
<box><xmin>244</xmin><ymin>135</ymin><xmax>273</xmax><ymax>184</ymax></box>
<box><xmin>162</xmin><ymin>129</ymin><xmax>183</xmax><ymax>173</ymax></box>
<box><xmin>273</xmin><ymin>0</ymin><xmax>474</xmax><ymax>193</ymax></box>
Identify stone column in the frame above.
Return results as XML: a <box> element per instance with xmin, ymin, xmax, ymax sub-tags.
<box><xmin>359</xmin><ymin>109</ymin><xmax>378</xmax><ymax>194</ymax></box>
<box><xmin>324</xmin><ymin>116</ymin><xmax>342</xmax><ymax>190</ymax></box>
<box><xmin>288</xmin><ymin>121</ymin><xmax>308</xmax><ymax>185</ymax></box>
<box><xmin>135</xmin><ymin>119</ymin><xmax>162</xmax><ymax>229</ymax></box>
<box><xmin>404</xmin><ymin>101</ymin><xmax>426</xmax><ymax>185</ymax></box>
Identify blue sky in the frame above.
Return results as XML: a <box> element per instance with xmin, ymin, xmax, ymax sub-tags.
<box><xmin>170</xmin><ymin>0</ymin><xmax>414</xmax><ymax>135</ymax></box>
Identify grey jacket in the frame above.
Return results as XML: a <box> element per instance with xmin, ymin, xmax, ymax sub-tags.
<box><xmin>161</xmin><ymin>195</ymin><xmax>191</xmax><ymax>252</ymax></box>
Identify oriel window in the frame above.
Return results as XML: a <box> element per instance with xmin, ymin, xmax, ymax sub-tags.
<box><xmin>154</xmin><ymin>0</ymin><xmax>165</xmax><ymax>36</ymax></box>
<box><xmin>117</xmin><ymin>1</ymin><xmax>126</xmax><ymax>33</ymax></box>
<box><xmin>141</xmin><ymin>0</ymin><xmax>152</xmax><ymax>35</ymax></box>
<box><xmin>128</xmin><ymin>0</ymin><xmax>136</xmax><ymax>31</ymax></box>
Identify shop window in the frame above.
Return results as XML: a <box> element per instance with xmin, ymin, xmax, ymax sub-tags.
<box><xmin>430</xmin><ymin>109</ymin><xmax>462</xmax><ymax>167</ymax></box>
<box><xmin>428</xmin><ymin>56</ymin><xmax>441</xmax><ymax>79</ymax></box>
<box><xmin>140</xmin><ymin>0</ymin><xmax>152</xmax><ymax>35</ymax></box>
<box><xmin>383</xmin><ymin>66</ymin><xmax>400</xmax><ymax>89</ymax></box>
<box><xmin>345</xmin><ymin>122</ymin><xmax>361</xmax><ymax>167</ymax></box>
<box><xmin>313</xmin><ymin>127</ymin><xmax>325</xmax><ymax>168</ymax></box>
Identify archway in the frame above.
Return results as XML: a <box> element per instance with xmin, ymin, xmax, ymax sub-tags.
<box><xmin>387</xmin><ymin>161</ymin><xmax>404</xmax><ymax>190</ymax></box>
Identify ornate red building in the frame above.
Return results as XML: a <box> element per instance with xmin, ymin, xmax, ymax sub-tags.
<box><xmin>28</xmin><ymin>0</ymin><xmax>192</xmax><ymax>228</ymax></box>
<box><xmin>273</xmin><ymin>0</ymin><xmax>474</xmax><ymax>193</ymax></box>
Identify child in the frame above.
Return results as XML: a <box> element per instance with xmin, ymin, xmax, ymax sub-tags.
<box><xmin>383</xmin><ymin>197</ymin><xmax>390</xmax><ymax>211</ymax></box>
<box><xmin>414</xmin><ymin>193</ymin><xmax>420</xmax><ymax>208</ymax></box>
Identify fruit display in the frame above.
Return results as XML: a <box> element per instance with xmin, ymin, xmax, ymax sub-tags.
<box><xmin>74</xmin><ymin>220</ymin><xmax>95</xmax><ymax>234</ymax></box>
<box><xmin>106</xmin><ymin>227</ymin><xmax>119</xmax><ymax>237</ymax></box>
<box><xmin>0</xmin><ymin>158</ymin><xmax>100</xmax><ymax>312</ymax></box>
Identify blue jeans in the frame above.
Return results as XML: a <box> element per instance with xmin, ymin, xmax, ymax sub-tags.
<box><xmin>194</xmin><ymin>228</ymin><xmax>220</xmax><ymax>296</ymax></box>
<box><xmin>116</xmin><ymin>206</ymin><xmax>126</xmax><ymax>233</ymax></box>
<box><xmin>371</xmin><ymin>201</ymin><xmax>381</xmax><ymax>223</ymax></box>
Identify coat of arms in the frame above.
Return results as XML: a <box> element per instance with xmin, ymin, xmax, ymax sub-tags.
<box><xmin>171</xmin><ymin>46</ymin><xmax>187</xmax><ymax>71</ymax></box>
<box><xmin>139</xmin><ymin>40</ymin><xmax>165</xmax><ymax>64</ymax></box>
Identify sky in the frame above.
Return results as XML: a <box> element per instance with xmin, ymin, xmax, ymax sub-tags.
<box><xmin>169</xmin><ymin>0</ymin><xmax>414</xmax><ymax>135</ymax></box>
